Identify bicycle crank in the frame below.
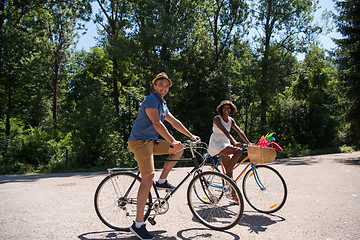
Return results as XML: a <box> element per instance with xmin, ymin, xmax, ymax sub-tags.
<box><xmin>153</xmin><ymin>198</ymin><xmax>169</xmax><ymax>215</ymax></box>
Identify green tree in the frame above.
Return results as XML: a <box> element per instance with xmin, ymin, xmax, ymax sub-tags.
<box><xmin>129</xmin><ymin>0</ymin><xmax>197</xmax><ymax>94</ymax></box>
<box><xmin>201</xmin><ymin>0</ymin><xmax>249</xmax><ymax>62</ymax></box>
<box><xmin>65</xmin><ymin>48</ymin><xmax>133</xmax><ymax>167</ymax></box>
<box><xmin>94</xmin><ymin>0</ymin><xmax>132</xmax><ymax>130</ymax></box>
<box><xmin>270</xmin><ymin>46</ymin><xmax>339</xmax><ymax>151</ymax></box>
<box><xmin>334</xmin><ymin>0</ymin><xmax>360</xmax><ymax>148</ymax></box>
<box><xmin>0</xmin><ymin>0</ymin><xmax>48</xmax><ymax>136</ymax></box>
<box><xmin>251</xmin><ymin>0</ymin><xmax>320</xmax><ymax>131</ymax></box>
<box><xmin>43</xmin><ymin>0</ymin><xmax>91</xmax><ymax>127</ymax></box>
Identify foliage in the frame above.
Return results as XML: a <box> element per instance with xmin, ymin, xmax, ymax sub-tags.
<box><xmin>0</xmin><ymin>0</ymin><xmax>358</xmax><ymax>174</ymax></box>
<box><xmin>334</xmin><ymin>0</ymin><xmax>360</xmax><ymax>148</ymax></box>
<box><xmin>0</xmin><ymin>124</ymin><xmax>71</xmax><ymax>173</ymax></box>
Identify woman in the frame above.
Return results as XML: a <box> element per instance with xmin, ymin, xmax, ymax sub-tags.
<box><xmin>208</xmin><ymin>100</ymin><xmax>251</xmax><ymax>180</ymax></box>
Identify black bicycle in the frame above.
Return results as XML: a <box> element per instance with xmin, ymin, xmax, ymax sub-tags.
<box><xmin>94</xmin><ymin>140</ymin><xmax>244</xmax><ymax>231</ymax></box>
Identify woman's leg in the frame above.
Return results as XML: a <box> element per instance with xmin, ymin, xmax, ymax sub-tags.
<box><xmin>219</xmin><ymin>146</ymin><xmax>242</xmax><ymax>202</ymax></box>
<box><xmin>219</xmin><ymin>146</ymin><xmax>242</xmax><ymax>178</ymax></box>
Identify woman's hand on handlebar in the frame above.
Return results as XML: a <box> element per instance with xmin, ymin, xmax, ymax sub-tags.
<box><xmin>234</xmin><ymin>142</ymin><xmax>242</xmax><ymax>147</ymax></box>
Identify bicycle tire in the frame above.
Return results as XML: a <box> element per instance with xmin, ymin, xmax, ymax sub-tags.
<box><xmin>187</xmin><ymin>171</ymin><xmax>244</xmax><ymax>230</ymax></box>
<box><xmin>94</xmin><ymin>171</ymin><xmax>152</xmax><ymax>231</ymax></box>
<box><xmin>242</xmin><ymin>164</ymin><xmax>287</xmax><ymax>213</ymax></box>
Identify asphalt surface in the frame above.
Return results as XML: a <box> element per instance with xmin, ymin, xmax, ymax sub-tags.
<box><xmin>0</xmin><ymin>151</ymin><xmax>359</xmax><ymax>240</ymax></box>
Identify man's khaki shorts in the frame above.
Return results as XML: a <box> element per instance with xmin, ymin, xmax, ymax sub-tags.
<box><xmin>128</xmin><ymin>139</ymin><xmax>171</xmax><ymax>175</ymax></box>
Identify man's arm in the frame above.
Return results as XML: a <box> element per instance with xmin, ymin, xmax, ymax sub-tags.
<box><xmin>165</xmin><ymin>112</ymin><xmax>198</xmax><ymax>140</ymax></box>
<box><xmin>145</xmin><ymin>108</ymin><xmax>178</xmax><ymax>145</ymax></box>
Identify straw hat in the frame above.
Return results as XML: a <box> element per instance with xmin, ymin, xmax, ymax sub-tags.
<box><xmin>216</xmin><ymin>100</ymin><xmax>238</xmax><ymax>115</ymax></box>
<box><xmin>152</xmin><ymin>72</ymin><xmax>172</xmax><ymax>87</ymax></box>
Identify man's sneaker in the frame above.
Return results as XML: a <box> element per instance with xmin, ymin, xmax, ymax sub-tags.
<box><xmin>155</xmin><ymin>180</ymin><xmax>176</xmax><ymax>190</ymax></box>
<box><xmin>130</xmin><ymin>222</ymin><xmax>154</xmax><ymax>240</ymax></box>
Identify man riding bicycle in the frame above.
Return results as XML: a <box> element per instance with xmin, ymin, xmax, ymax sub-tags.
<box><xmin>128</xmin><ymin>72</ymin><xmax>199</xmax><ymax>240</ymax></box>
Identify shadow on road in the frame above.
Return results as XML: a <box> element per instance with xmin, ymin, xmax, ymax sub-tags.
<box><xmin>77</xmin><ymin>212</ymin><xmax>286</xmax><ymax>240</ymax></box>
<box><xmin>78</xmin><ymin>230</ymin><xmax>137</xmax><ymax>240</ymax></box>
<box><xmin>239</xmin><ymin>211</ymin><xmax>286</xmax><ymax>234</ymax></box>
<box><xmin>176</xmin><ymin>227</ymin><xmax>240</xmax><ymax>240</ymax></box>
<box><xmin>335</xmin><ymin>158</ymin><xmax>360</xmax><ymax>166</ymax></box>
<box><xmin>0</xmin><ymin>171</ymin><xmax>105</xmax><ymax>184</ymax></box>
<box><xmin>78</xmin><ymin>228</ymin><xmax>241</xmax><ymax>240</ymax></box>
<box><xmin>273</xmin><ymin>157</ymin><xmax>318</xmax><ymax>166</ymax></box>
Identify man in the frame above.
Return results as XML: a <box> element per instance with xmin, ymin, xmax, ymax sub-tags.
<box><xmin>128</xmin><ymin>72</ymin><xmax>199</xmax><ymax>240</ymax></box>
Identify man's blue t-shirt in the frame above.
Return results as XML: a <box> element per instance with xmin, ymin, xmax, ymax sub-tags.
<box><xmin>128</xmin><ymin>92</ymin><xmax>169</xmax><ymax>141</ymax></box>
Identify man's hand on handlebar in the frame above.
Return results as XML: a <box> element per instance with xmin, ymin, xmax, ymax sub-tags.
<box><xmin>171</xmin><ymin>140</ymin><xmax>182</xmax><ymax>148</ymax></box>
<box><xmin>190</xmin><ymin>135</ymin><xmax>201</xmax><ymax>143</ymax></box>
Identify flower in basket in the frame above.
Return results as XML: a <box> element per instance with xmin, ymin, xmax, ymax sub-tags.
<box><xmin>257</xmin><ymin>132</ymin><xmax>283</xmax><ymax>152</ymax></box>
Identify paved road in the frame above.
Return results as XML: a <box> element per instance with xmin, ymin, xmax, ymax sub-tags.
<box><xmin>1</xmin><ymin>152</ymin><xmax>359</xmax><ymax>240</ymax></box>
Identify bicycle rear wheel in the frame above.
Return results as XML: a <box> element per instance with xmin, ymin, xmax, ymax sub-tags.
<box><xmin>242</xmin><ymin>164</ymin><xmax>287</xmax><ymax>213</ymax></box>
<box><xmin>94</xmin><ymin>172</ymin><xmax>152</xmax><ymax>231</ymax></box>
<box><xmin>187</xmin><ymin>171</ymin><xmax>244</xmax><ymax>230</ymax></box>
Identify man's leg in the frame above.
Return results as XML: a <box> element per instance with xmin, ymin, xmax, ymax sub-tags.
<box><xmin>128</xmin><ymin>140</ymin><xmax>155</xmax><ymax>223</ymax></box>
<box><xmin>131</xmin><ymin>173</ymin><xmax>155</xmax><ymax>240</ymax></box>
<box><xmin>159</xmin><ymin>143</ymin><xmax>183</xmax><ymax>179</ymax></box>
<box><xmin>136</xmin><ymin>173</ymin><xmax>154</xmax><ymax>222</ymax></box>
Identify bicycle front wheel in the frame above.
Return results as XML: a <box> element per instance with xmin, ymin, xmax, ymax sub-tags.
<box><xmin>94</xmin><ymin>172</ymin><xmax>152</xmax><ymax>231</ymax></box>
<box><xmin>187</xmin><ymin>171</ymin><xmax>244</xmax><ymax>230</ymax></box>
<box><xmin>242</xmin><ymin>164</ymin><xmax>287</xmax><ymax>213</ymax></box>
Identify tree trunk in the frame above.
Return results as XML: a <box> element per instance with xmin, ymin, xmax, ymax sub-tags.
<box><xmin>53</xmin><ymin>64</ymin><xmax>58</xmax><ymax>127</ymax></box>
<box><xmin>53</xmin><ymin>51</ymin><xmax>61</xmax><ymax>128</ymax></box>
<box><xmin>145</xmin><ymin>73</ymin><xmax>151</xmax><ymax>96</ymax></box>
<box><xmin>5</xmin><ymin>86</ymin><xmax>11</xmax><ymax>136</ymax></box>
<box><xmin>112</xmin><ymin>57</ymin><xmax>120</xmax><ymax>114</ymax></box>
<box><xmin>260</xmin><ymin>0</ymin><xmax>273</xmax><ymax>130</ymax></box>
<box><xmin>0</xmin><ymin>0</ymin><xmax>5</xmax><ymax>30</ymax></box>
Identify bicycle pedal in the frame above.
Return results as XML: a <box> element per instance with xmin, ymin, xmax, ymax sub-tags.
<box><xmin>148</xmin><ymin>217</ymin><xmax>156</xmax><ymax>225</ymax></box>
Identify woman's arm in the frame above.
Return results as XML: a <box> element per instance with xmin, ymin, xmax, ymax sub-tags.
<box><xmin>213</xmin><ymin>116</ymin><xmax>238</xmax><ymax>145</ymax></box>
<box><xmin>231</xmin><ymin>119</ymin><xmax>251</xmax><ymax>144</ymax></box>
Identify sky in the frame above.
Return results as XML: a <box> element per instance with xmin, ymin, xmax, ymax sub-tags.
<box><xmin>76</xmin><ymin>0</ymin><xmax>342</xmax><ymax>53</ymax></box>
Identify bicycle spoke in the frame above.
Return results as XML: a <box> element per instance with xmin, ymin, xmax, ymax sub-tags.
<box><xmin>94</xmin><ymin>172</ymin><xmax>152</xmax><ymax>231</ymax></box>
<box><xmin>187</xmin><ymin>171</ymin><xmax>244</xmax><ymax>230</ymax></box>
<box><xmin>242</xmin><ymin>165</ymin><xmax>287</xmax><ymax>213</ymax></box>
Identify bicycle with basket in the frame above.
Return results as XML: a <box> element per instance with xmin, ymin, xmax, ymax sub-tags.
<box><xmin>203</xmin><ymin>136</ymin><xmax>288</xmax><ymax>214</ymax></box>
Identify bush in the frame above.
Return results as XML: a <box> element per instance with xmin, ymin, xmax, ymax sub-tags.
<box><xmin>0</xmin><ymin>127</ymin><xmax>71</xmax><ymax>174</ymax></box>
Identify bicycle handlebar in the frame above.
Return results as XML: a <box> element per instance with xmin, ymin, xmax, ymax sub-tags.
<box><xmin>182</xmin><ymin>138</ymin><xmax>202</xmax><ymax>148</ymax></box>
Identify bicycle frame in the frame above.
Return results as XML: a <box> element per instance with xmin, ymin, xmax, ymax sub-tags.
<box><xmin>152</xmin><ymin>158</ymin><xmax>202</xmax><ymax>201</ymax></box>
<box><xmin>211</xmin><ymin>154</ymin><xmax>249</xmax><ymax>182</ymax></box>
<box><xmin>106</xmin><ymin>140</ymin><xmax>207</xmax><ymax>206</ymax></box>
<box><xmin>210</xmin><ymin>151</ymin><xmax>267</xmax><ymax>191</ymax></box>
<box><xmin>95</xmin><ymin>140</ymin><xmax>246</xmax><ymax>230</ymax></box>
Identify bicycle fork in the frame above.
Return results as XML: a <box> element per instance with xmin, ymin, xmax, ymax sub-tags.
<box><xmin>250</xmin><ymin>165</ymin><xmax>266</xmax><ymax>190</ymax></box>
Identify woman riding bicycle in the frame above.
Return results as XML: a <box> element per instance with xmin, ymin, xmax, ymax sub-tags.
<box><xmin>207</xmin><ymin>100</ymin><xmax>251</xmax><ymax>201</ymax></box>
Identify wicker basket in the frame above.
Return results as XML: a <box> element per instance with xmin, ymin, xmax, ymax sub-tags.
<box><xmin>247</xmin><ymin>145</ymin><xmax>276</xmax><ymax>164</ymax></box>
